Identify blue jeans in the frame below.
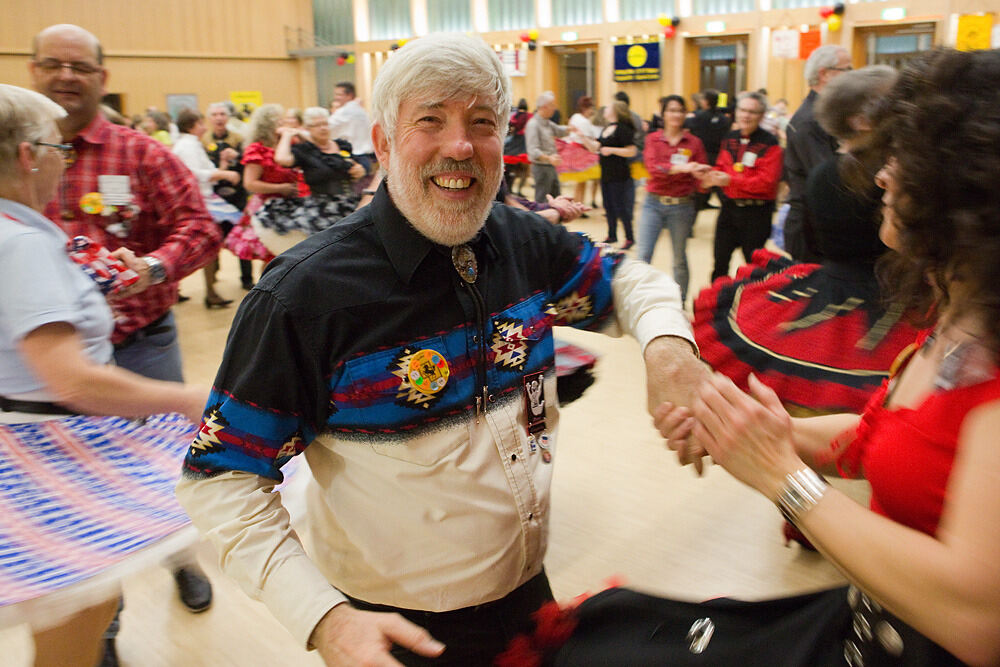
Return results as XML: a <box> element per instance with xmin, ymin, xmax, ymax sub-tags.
<box><xmin>637</xmin><ymin>197</ymin><xmax>696</xmax><ymax>301</ymax></box>
<box><xmin>112</xmin><ymin>311</ymin><xmax>184</xmax><ymax>382</ymax></box>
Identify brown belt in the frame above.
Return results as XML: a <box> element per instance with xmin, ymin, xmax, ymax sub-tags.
<box><xmin>655</xmin><ymin>195</ymin><xmax>693</xmax><ymax>205</ymax></box>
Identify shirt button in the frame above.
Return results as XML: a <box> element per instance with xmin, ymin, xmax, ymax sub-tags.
<box><xmin>511</xmin><ymin>454</ymin><xmax>517</xmax><ymax>462</ymax></box>
<box><xmin>472</xmin><ymin>335</ymin><xmax>479</xmax><ymax>343</ymax></box>
<box><xmin>528</xmin><ymin>513</ymin><xmax>534</xmax><ymax>520</ymax></box>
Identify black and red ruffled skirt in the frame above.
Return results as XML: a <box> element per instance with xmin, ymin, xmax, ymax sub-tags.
<box><xmin>692</xmin><ymin>250</ymin><xmax>921</xmax><ymax>413</ymax></box>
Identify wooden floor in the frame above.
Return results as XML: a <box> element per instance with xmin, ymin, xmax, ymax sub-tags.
<box><xmin>1</xmin><ymin>196</ymin><xmax>869</xmax><ymax>665</ymax></box>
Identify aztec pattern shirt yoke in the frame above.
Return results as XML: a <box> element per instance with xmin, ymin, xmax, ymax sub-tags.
<box><xmin>43</xmin><ymin>115</ymin><xmax>221</xmax><ymax>341</ymax></box>
<box><xmin>176</xmin><ymin>186</ymin><xmax>693</xmax><ymax>646</ymax></box>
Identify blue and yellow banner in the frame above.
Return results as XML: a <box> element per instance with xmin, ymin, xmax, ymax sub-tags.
<box><xmin>613</xmin><ymin>41</ymin><xmax>661</xmax><ymax>82</ymax></box>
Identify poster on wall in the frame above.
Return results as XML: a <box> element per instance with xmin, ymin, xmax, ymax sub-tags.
<box><xmin>613</xmin><ymin>41</ymin><xmax>660</xmax><ymax>82</ymax></box>
<box><xmin>229</xmin><ymin>90</ymin><xmax>263</xmax><ymax>116</ymax></box>
<box><xmin>497</xmin><ymin>49</ymin><xmax>527</xmax><ymax>77</ymax></box>
<box><xmin>772</xmin><ymin>30</ymin><xmax>800</xmax><ymax>59</ymax></box>
<box><xmin>956</xmin><ymin>14</ymin><xmax>993</xmax><ymax>51</ymax></box>
<box><xmin>165</xmin><ymin>94</ymin><xmax>198</xmax><ymax>120</ymax></box>
<box><xmin>798</xmin><ymin>29</ymin><xmax>821</xmax><ymax>59</ymax></box>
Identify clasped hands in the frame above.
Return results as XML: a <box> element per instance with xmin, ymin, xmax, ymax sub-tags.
<box><xmin>653</xmin><ymin>373</ymin><xmax>804</xmax><ymax>499</ymax></box>
<box><xmin>685</xmin><ymin>163</ymin><xmax>731</xmax><ymax>188</ymax></box>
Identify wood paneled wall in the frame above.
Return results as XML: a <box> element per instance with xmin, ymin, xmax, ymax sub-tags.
<box><xmin>0</xmin><ymin>0</ymin><xmax>317</xmax><ymax>114</ymax></box>
<box><xmin>2</xmin><ymin>0</ymin><xmax>997</xmax><ymax>120</ymax></box>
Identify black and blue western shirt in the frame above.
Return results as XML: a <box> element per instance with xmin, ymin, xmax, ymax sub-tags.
<box><xmin>176</xmin><ymin>185</ymin><xmax>694</xmax><ymax>647</ymax></box>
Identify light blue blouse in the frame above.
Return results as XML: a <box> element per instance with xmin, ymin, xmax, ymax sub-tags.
<box><xmin>0</xmin><ymin>198</ymin><xmax>113</xmax><ymax>397</ymax></box>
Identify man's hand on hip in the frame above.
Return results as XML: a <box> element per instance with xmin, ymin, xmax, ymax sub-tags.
<box><xmin>312</xmin><ymin>603</ymin><xmax>445</xmax><ymax>666</ymax></box>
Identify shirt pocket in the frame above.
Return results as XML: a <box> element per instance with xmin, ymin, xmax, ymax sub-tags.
<box><xmin>488</xmin><ymin>293</ymin><xmax>553</xmax><ymax>376</ymax></box>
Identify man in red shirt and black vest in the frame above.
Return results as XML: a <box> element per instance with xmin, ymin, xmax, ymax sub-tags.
<box><xmin>699</xmin><ymin>91</ymin><xmax>783</xmax><ymax>282</ymax></box>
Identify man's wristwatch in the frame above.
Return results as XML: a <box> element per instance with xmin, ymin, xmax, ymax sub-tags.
<box><xmin>142</xmin><ymin>255</ymin><xmax>167</xmax><ymax>285</ymax></box>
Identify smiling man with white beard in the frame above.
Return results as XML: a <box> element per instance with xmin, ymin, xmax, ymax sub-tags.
<box><xmin>177</xmin><ymin>32</ymin><xmax>706</xmax><ymax>667</ymax></box>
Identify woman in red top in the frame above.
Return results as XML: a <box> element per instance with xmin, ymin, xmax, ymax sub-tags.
<box><xmin>636</xmin><ymin>95</ymin><xmax>708</xmax><ymax>303</ymax></box>
<box><xmin>530</xmin><ymin>50</ymin><xmax>1000</xmax><ymax>667</ymax></box>
<box><xmin>225</xmin><ymin>104</ymin><xmax>307</xmax><ymax>265</ymax></box>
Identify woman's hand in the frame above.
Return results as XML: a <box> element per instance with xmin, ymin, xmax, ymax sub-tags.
<box><xmin>347</xmin><ymin>162</ymin><xmax>366</xmax><ymax>180</ymax></box>
<box><xmin>690</xmin><ymin>374</ymin><xmax>803</xmax><ymax>498</ymax></box>
<box><xmin>278</xmin><ymin>182</ymin><xmax>299</xmax><ymax>197</ymax></box>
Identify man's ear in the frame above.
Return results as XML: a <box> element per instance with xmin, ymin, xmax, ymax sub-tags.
<box><xmin>372</xmin><ymin>123</ymin><xmax>390</xmax><ymax>165</ymax></box>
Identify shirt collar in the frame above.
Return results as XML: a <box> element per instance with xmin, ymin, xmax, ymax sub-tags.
<box><xmin>371</xmin><ymin>183</ymin><xmax>498</xmax><ymax>285</ymax></box>
<box><xmin>0</xmin><ymin>197</ymin><xmax>67</xmax><ymax>239</ymax></box>
<box><xmin>73</xmin><ymin>114</ymin><xmax>113</xmax><ymax>146</ymax></box>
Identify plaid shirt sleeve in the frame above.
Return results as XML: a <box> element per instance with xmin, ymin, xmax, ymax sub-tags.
<box><xmin>135</xmin><ymin>139</ymin><xmax>221</xmax><ymax>281</ymax></box>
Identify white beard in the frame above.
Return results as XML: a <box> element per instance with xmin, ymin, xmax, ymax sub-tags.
<box><xmin>386</xmin><ymin>151</ymin><xmax>500</xmax><ymax>246</ymax></box>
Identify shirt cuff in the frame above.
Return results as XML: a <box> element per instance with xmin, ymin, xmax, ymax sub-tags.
<box><xmin>633</xmin><ymin>309</ymin><xmax>698</xmax><ymax>358</ymax></box>
<box><xmin>258</xmin><ymin>550</ymin><xmax>349</xmax><ymax>649</ymax></box>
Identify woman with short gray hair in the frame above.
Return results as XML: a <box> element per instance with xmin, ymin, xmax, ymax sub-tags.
<box><xmin>0</xmin><ymin>84</ymin><xmax>206</xmax><ymax>666</ymax></box>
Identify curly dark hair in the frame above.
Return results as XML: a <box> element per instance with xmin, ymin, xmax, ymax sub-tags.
<box><xmin>872</xmin><ymin>48</ymin><xmax>1000</xmax><ymax>352</ymax></box>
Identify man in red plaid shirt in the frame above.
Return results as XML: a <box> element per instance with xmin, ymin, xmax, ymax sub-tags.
<box><xmin>30</xmin><ymin>23</ymin><xmax>220</xmax><ymax>660</ymax></box>
<box><xmin>31</xmin><ymin>24</ymin><xmax>220</xmax><ymax>379</ymax></box>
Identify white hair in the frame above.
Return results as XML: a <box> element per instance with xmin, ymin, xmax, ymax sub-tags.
<box><xmin>805</xmin><ymin>45</ymin><xmax>847</xmax><ymax>87</ymax></box>
<box><xmin>0</xmin><ymin>84</ymin><xmax>67</xmax><ymax>177</ymax></box>
<box><xmin>206</xmin><ymin>102</ymin><xmax>229</xmax><ymax>115</ymax></box>
<box><xmin>536</xmin><ymin>91</ymin><xmax>556</xmax><ymax>109</ymax></box>
<box><xmin>370</xmin><ymin>33</ymin><xmax>510</xmax><ymax>141</ymax></box>
<box><xmin>302</xmin><ymin>106</ymin><xmax>330</xmax><ymax>126</ymax></box>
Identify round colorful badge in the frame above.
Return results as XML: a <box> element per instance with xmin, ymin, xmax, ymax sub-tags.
<box><xmin>80</xmin><ymin>192</ymin><xmax>104</xmax><ymax>215</ymax></box>
<box><xmin>408</xmin><ymin>348</ymin><xmax>450</xmax><ymax>395</ymax></box>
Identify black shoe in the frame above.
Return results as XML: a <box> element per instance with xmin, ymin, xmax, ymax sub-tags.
<box><xmin>241</xmin><ymin>278</ymin><xmax>254</xmax><ymax>290</ymax></box>
<box><xmin>173</xmin><ymin>567</ymin><xmax>212</xmax><ymax>613</ymax></box>
<box><xmin>204</xmin><ymin>295</ymin><xmax>234</xmax><ymax>309</ymax></box>
<box><xmin>176</xmin><ymin>294</ymin><xmax>191</xmax><ymax>303</ymax></box>
<box><xmin>98</xmin><ymin>637</ymin><xmax>118</xmax><ymax>667</ymax></box>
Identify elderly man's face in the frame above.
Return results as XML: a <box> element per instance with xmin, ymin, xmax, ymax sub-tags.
<box><xmin>208</xmin><ymin>107</ymin><xmax>229</xmax><ymax>131</ymax></box>
<box><xmin>820</xmin><ymin>49</ymin><xmax>852</xmax><ymax>88</ymax></box>
<box><xmin>374</xmin><ymin>96</ymin><xmax>503</xmax><ymax>246</ymax></box>
<box><xmin>735</xmin><ymin>98</ymin><xmax>764</xmax><ymax>136</ymax></box>
<box><xmin>30</xmin><ymin>29</ymin><xmax>106</xmax><ymax>128</ymax></box>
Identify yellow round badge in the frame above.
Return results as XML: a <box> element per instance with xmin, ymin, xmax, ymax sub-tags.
<box><xmin>80</xmin><ymin>192</ymin><xmax>103</xmax><ymax>215</ymax></box>
<box><xmin>408</xmin><ymin>349</ymin><xmax>450</xmax><ymax>396</ymax></box>
<box><xmin>626</xmin><ymin>45</ymin><xmax>648</xmax><ymax>68</ymax></box>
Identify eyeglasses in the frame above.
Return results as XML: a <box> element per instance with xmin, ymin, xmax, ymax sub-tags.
<box><xmin>32</xmin><ymin>59</ymin><xmax>102</xmax><ymax>76</ymax></box>
<box><xmin>828</xmin><ymin>66</ymin><xmax>853</xmax><ymax>72</ymax></box>
<box><xmin>35</xmin><ymin>140</ymin><xmax>76</xmax><ymax>164</ymax></box>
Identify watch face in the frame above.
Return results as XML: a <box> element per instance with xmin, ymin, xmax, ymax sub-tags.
<box><xmin>144</xmin><ymin>256</ymin><xmax>167</xmax><ymax>284</ymax></box>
